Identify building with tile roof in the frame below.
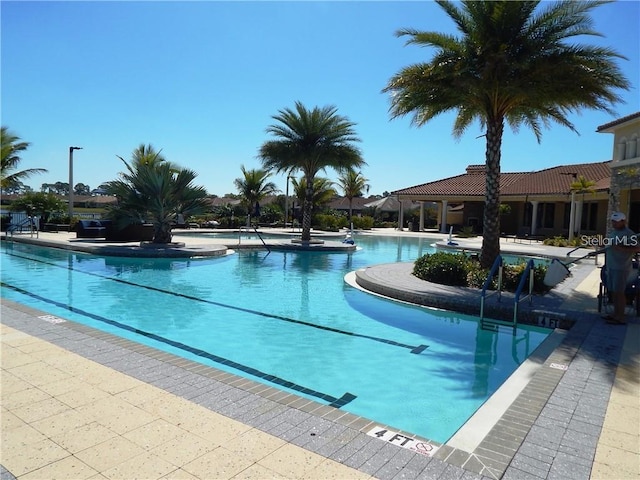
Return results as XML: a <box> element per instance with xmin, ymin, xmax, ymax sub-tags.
<box><xmin>597</xmin><ymin>111</ymin><xmax>640</xmax><ymax>230</ymax></box>
<box><xmin>391</xmin><ymin>112</ymin><xmax>640</xmax><ymax>238</ymax></box>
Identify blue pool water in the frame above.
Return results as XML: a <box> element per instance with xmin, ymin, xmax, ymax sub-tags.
<box><xmin>1</xmin><ymin>234</ymin><xmax>550</xmax><ymax>443</ymax></box>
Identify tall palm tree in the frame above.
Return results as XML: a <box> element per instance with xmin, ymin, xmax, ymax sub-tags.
<box><xmin>106</xmin><ymin>146</ymin><xmax>208</xmax><ymax>243</ymax></box>
<box><xmin>259</xmin><ymin>101</ymin><xmax>365</xmax><ymax>242</ymax></box>
<box><xmin>338</xmin><ymin>169</ymin><xmax>369</xmax><ymax>225</ymax></box>
<box><xmin>1</xmin><ymin>126</ymin><xmax>47</xmax><ymax>191</ymax></box>
<box><xmin>233</xmin><ymin>165</ymin><xmax>278</xmax><ymax>226</ymax></box>
<box><xmin>383</xmin><ymin>0</ymin><xmax>629</xmax><ymax>268</ymax></box>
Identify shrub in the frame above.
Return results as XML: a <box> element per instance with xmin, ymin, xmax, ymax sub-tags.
<box><xmin>466</xmin><ymin>262</ymin><xmax>492</xmax><ymax>289</ymax></box>
<box><xmin>413</xmin><ymin>252</ymin><xmax>550</xmax><ymax>293</ymax></box>
<box><xmin>543</xmin><ymin>236</ymin><xmax>568</xmax><ymax>247</ymax></box>
<box><xmin>543</xmin><ymin>235</ymin><xmax>585</xmax><ymax>248</ymax></box>
<box><xmin>352</xmin><ymin>216</ymin><xmax>374</xmax><ymax>230</ymax></box>
<box><xmin>456</xmin><ymin>226</ymin><xmax>477</xmax><ymax>238</ymax></box>
<box><xmin>413</xmin><ymin>252</ymin><xmax>471</xmax><ymax>286</ymax></box>
<box><xmin>314</xmin><ymin>214</ymin><xmax>340</xmax><ymax>231</ymax></box>
<box><xmin>500</xmin><ymin>262</ymin><xmax>549</xmax><ymax>294</ymax></box>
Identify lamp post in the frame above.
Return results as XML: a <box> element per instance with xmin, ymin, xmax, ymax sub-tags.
<box><xmin>68</xmin><ymin>146</ymin><xmax>82</xmax><ymax>219</ymax></box>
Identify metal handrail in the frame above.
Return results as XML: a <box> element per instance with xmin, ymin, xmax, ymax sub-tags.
<box><xmin>480</xmin><ymin>255</ymin><xmax>503</xmax><ymax>320</ymax></box>
<box><xmin>513</xmin><ymin>259</ymin><xmax>535</xmax><ymax>323</ymax></box>
<box><xmin>253</xmin><ymin>226</ymin><xmax>270</xmax><ymax>253</ymax></box>
<box><xmin>6</xmin><ymin>217</ymin><xmax>38</xmax><ymax>238</ymax></box>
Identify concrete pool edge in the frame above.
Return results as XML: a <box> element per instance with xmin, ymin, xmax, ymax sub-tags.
<box><xmin>446</xmin><ymin>328</ymin><xmax>568</xmax><ymax>452</ymax></box>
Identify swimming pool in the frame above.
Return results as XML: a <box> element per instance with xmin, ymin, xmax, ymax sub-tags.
<box><xmin>0</xmin><ymin>234</ymin><xmax>551</xmax><ymax>443</ymax></box>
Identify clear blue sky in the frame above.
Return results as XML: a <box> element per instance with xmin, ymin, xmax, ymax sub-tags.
<box><xmin>2</xmin><ymin>1</ymin><xmax>639</xmax><ymax>197</ymax></box>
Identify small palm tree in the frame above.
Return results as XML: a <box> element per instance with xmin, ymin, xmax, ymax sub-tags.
<box><xmin>259</xmin><ymin>101</ymin><xmax>365</xmax><ymax>242</ymax></box>
<box><xmin>570</xmin><ymin>175</ymin><xmax>597</xmax><ymax>236</ymax></box>
<box><xmin>106</xmin><ymin>145</ymin><xmax>209</xmax><ymax>243</ymax></box>
<box><xmin>1</xmin><ymin>126</ymin><xmax>47</xmax><ymax>192</ymax></box>
<box><xmin>616</xmin><ymin>167</ymin><xmax>639</xmax><ymax>213</ymax></box>
<box><xmin>292</xmin><ymin>177</ymin><xmax>337</xmax><ymax>212</ymax></box>
<box><xmin>383</xmin><ymin>0</ymin><xmax>629</xmax><ymax>267</ymax></box>
<box><xmin>233</xmin><ymin>165</ymin><xmax>279</xmax><ymax>226</ymax></box>
<box><xmin>337</xmin><ymin>169</ymin><xmax>369</xmax><ymax>225</ymax></box>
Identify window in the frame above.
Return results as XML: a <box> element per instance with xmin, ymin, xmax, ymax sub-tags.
<box><xmin>581</xmin><ymin>203</ymin><xmax>598</xmax><ymax>231</ymax></box>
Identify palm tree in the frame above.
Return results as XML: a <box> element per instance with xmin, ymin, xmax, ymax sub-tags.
<box><xmin>570</xmin><ymin>175</ymin><xmax>596</xmax><ymax>236</ymax></box>
<box><xmin>616</xmin><ymin>167</ymin><xmax>639</xmax><ymax>214</ymax></box>
<box><xmin>105</xmin><ymin>145</ymin><xmax>209</xmax><ymax>243</ymax></box>
<box><xmin>337</xmin><ymin>169</ymin><xmax>369</xmax><ymax>225</ymax></box>
<box><xmin>117</xmin><ymin>143</ymin><xmax>168</xmax><ymax>169</ymax></box>
<box><xmin>233</xmin><ymin>165</ymin><xmax>279</xmax><ymax>226</ymax></box>
<box><xmin>1</xmin><ymin>126</ymin><xmax>47</xmax><ymax>191</ymax></box>
<box><xmin>383</xmin><ymin>0</ymin><xmax>629</xmax><ymax>268</ymax></box>
<box><xmin>292</xmin><ymin>176</ymin><xmax>337</xmax><ymax>213</ymax></box>
<box><xmin>259</xmin><ymin>101</ymin><xmax>365</xmax><ymax>242</ymax></box>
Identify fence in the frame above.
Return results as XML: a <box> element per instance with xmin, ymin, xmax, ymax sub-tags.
<box><xmin>1</xmin><ymin>210</ymin><xmax>102</xmax><ymax>230</ymax></box>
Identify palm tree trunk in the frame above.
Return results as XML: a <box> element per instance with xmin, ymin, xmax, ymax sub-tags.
<box><xmin>480</xmin><ymin>119</ymin><xmax>504</xmax><ymax>269</ymax></box>
<box><xmin>302</xmin><ymin>178</ymin><xmax>314</xmax><ymax>241</ymax></box>
<box><xmin>153</xmin><ymin>221</ymin><xmax>173</xmax><ymax>243</ymax></box>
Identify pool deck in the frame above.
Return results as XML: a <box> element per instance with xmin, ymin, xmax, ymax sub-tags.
<box><xmin>1</xmin><ymin>229</ymin><xmax>638</xmax><ymax>480</ymax></box>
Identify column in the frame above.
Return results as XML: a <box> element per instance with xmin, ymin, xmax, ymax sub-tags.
<box><xmin>568</xmin><ymin>192</ymin><xmax>576</xmax><ymax>242</ymax></box>
<box><xmin>530</xmin><ymin>201</ymin><xmax>539</xmax><ymax>235</ymax></box>
<box><xmin>440</xmin><ymin>200</ymin><xmax>448</xmax><ymax>233</ymax></box>
<box><xmin>419</xmin><ymin>202</ymin><xmax>425</xmax><ymax>231</ymax></box>
<box><xmin>397</xmin><ymin>200</ymin><xmax>404</xmax><ymax>231</ymax></box>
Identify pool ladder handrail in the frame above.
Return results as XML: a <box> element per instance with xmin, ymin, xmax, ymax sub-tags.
<box><xmin>512</xmin><ymin>259</ymin><xmax>535</xmax><ymax>324</ymax></box>
<box><xmin>5</xmin><ymin>217</ymin><xmax>39</xmax><ymax>239</ymax></box>
<box><xmin>253</xmin><ymin>226</ymin><xmax>270</xmax><ymax>253</ymax></box>
<box><xmin>480</xmin><ymin>256</ymin><xmax>535</xmax><ymax>329</ymax></box>
<box><xmin>480</xmin><ymin>255</ymin><xmax>503</xmax><ymax>321</ymax></box>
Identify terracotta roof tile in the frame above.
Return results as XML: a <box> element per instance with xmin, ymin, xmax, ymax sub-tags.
<box><xmin>393</xmin><ymin>161</ymin><xmax>611</xmax><ymax>197</ymax></box>
<box><xmin>597</xmin><ymin>111</ymin><xmax>640</xmax><ymax>132</ymax></box>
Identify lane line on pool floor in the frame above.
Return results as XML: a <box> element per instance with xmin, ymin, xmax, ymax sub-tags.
<box><xmin>2</xmin><ymin>281</ymin><xmax>358</xmax><ymax>408</ymax></box>
<box><xmin>3</xmin><ymin>249</ymin><xmax>429</xmax><ymax>354</ymax></box>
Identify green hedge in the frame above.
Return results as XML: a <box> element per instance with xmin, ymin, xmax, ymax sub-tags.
<box><xmin>413</xmin><ymin>252</ymin><xmax>549</xmax><ymax>293</ymax></box>
<box><xmin>413</xmin><ymin>252</ymin><xmax>471</xmax><ymax>286</ymax></box>
<box><xmin>352</xmin><ymin>216</ymin><xmax>374</xmax><ymax>230</ymax></box>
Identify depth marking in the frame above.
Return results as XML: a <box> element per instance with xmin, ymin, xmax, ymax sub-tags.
<box><xmin>549</xmin><ymin>363</ymin><xmax>568</xmax><ymax>371</ymax></box>
<box><xmin>367</xmin><ymin>426</ymin><xmax>438</xmax><ymax>457</ymax></box>
<box><xmin>38</xmin><ymin>315</ymin><xmax>66</xmax><ymax>324</ymax></box>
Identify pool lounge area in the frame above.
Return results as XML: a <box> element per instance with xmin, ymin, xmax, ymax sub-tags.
<box><xmin>1</xmin><ymin>230</ymin><xmax>638</xmax><ymax>480</ymax></box>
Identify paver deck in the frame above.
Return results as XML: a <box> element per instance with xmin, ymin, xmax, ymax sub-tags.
<box><xmin>1</xmin><ymin>229</ymin><xmax>638</xmax><ymax>479</ymax></box>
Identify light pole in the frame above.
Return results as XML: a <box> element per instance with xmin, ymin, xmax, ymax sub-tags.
<box><xmin>68</xmin><ymin>146</ymin><xmax>82</xmax><ymax>220</ymax></box>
